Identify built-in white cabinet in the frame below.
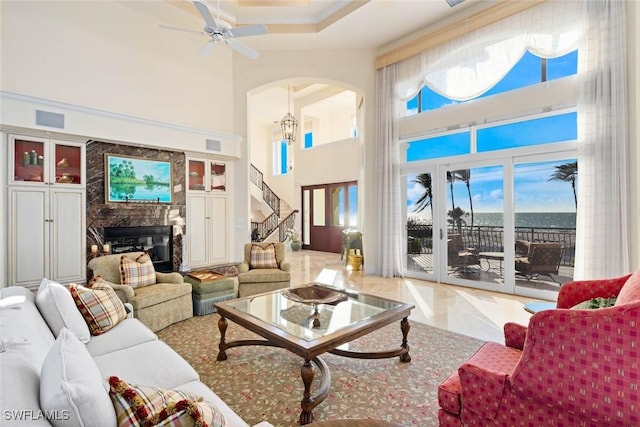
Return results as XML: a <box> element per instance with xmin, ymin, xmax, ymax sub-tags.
<box><xmin>185</xmin><ymin>157</ymin><xmax>230</xmax><ymax>268</ymax></box>
<box><xmin>7</xmin><ymin>135</ymin><xmax>86</xmax><ymax>288</ymax></box>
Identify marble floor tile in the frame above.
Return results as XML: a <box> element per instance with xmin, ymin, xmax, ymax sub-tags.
<box><xmin>286</xmin><ymin>249</ymin><xmax>541</xmax><ymax>343</ymax></box>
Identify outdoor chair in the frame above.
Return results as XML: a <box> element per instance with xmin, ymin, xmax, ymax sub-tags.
<box><xmin>447</xmin><ymin>234</ymin><xmax>480</xmax><ymax>275</ymax></box>
<box><xmin>514</xmin><ymin>240</ymin><xmax>562</xmax><ymax>282</ymax></box>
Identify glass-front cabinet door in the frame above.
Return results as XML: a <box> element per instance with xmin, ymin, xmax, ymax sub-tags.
<box><xmin>10</xmin><ymin>135</ymin><xmax>84</xmax><ymax>186</ymax></box>
<box><xmin>187</xmin><ymin>158</ymin><xmax>226</xmax><ymax>192</ymax></box>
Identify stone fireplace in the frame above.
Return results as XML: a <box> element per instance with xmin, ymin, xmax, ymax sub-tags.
<box><xmin>86</xmin><ymin>141</ymin><xmax>186</xmax><ymax>273</ymax></box>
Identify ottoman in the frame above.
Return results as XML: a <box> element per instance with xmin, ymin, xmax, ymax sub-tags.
<box><xmin>184</xmin><ymin>271</ymin><xmax>237</xmax><ymax>316</ymax></box>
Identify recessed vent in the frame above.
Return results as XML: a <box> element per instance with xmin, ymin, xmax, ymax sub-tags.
<box><xmin>206</xmin><ymin>139</ymin><xmax>221</xmax><ymax>152</ymax></box>
<box><xmin>36</xmin><ymin>110</ymin><xmax>65</xmax><ymax>129</ymax></box>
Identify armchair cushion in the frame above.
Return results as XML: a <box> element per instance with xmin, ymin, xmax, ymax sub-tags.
<box><xmin>616</xmin><ymin>270</ymin><xmax>640</xmax><ymax>305</ymax></box>
<box><xmin>249</xmin><ymin>243</ymin><xmax>279</xmax><ymax>269</ymax></box>
<box><xmin>120</xmin><ymin>253</ymin><xmax>156</xmax><ymax>288</ymax></box>
<box><xmin>70</xmin><ymin>282</ymin><xmax>127</xmax><ymax>336</ymax></box>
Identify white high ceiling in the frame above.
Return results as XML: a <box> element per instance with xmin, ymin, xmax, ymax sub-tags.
<box><xmin>165</xmin><ymin>0</ymin><xmax>491</xmax><ymax>51</ymax></box>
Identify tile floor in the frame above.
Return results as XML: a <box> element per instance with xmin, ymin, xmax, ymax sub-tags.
<box><xmin>286</xmin><ymin>249</ymin><xmax>543</xmax><ymax>343</ymax></box>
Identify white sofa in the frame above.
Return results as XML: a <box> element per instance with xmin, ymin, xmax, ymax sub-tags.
<box><xmin>0</xmin><ymin>285</ymin><xmax>271</xmax><ymax>427</ymax></box>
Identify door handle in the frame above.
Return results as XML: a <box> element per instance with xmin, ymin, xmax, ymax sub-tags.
<box><xmin>440</xmin><ymin>229</ymin><xmax>443</xmax><ymax>240</ymax></box>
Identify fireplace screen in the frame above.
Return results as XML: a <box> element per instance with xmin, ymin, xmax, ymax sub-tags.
<box><xmin>103</xmin><ymin>225</ymin><xmax>173</xmax><ymax>272</ymax></box>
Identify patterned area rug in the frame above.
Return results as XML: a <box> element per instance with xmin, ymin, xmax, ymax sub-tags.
<box><xmin>157</xmin><ymin>314</ymin><xmax>484</xmax><ymax>427</ymax></box>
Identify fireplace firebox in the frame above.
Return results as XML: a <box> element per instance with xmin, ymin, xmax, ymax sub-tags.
<box><xmin>103</xmin><ymin>226</ymin><xmax>173</xmax><ymax>272</ymax></box>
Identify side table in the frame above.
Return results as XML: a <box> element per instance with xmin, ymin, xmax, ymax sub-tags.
<box><xmin>184</xmin><ymin>271</ymin><xmax>237</xmax><ymax>316</ymax></box>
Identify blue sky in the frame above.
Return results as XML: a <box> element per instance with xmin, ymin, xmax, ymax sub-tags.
<box><xmin>406</xmin><ymin>49</ymin><xmax>578</xmax><ymax>220</ymax></box>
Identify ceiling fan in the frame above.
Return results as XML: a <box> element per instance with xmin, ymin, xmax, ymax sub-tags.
<box><xmin>161</xmin><ymin>0</ymin><xmax>268</xmax><ymax>59</ymax></box>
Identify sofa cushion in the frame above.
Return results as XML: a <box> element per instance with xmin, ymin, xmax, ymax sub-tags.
<box><xmin>0</xmin><ymin>351</ymin><xmax>50</xmax><ymax>426</ymax></box>
<box><xmin>70</xmin><ymin>282</ymin><xmax>127</xmax><ymax>335</ymax></box>
<box><xmin>615</xmin><ymin>270</ymin><xmax>640</xmax><ymax>306</ymax></box>
<box><xmin>249</xmin><ymin>243</ymin><xmax>279</xmax><ymax>269</ymax></box>
<box><xmin>85</xmin><ymin>318</ymin><xmax>158</xmax><ymax>358</ymax></box>
<box><xmin>93</xmin><ymin>340</ymin><xmax>200</xmax><ymax>390</ymax></box>
<box><xmin>108</xmin><ymin>376</ymin><xmax>225</xmax><ymax>427</ymax></box>
<box><xmin>40</xmin><ymin>328</ymin><xmax>117</xmax><ymax>427</ymax></box>
<box><xmin>35</xmin><ymin>278</ymin><xmax>91</xmax><ymax>344</ymax></box>
<box><xmin>120</xmin><ymin>253</ymin><xmax>156</xmax><ymax>288</ymax></box>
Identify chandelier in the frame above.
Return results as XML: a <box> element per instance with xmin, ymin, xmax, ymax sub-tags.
<box><xmin>280</xmin><ymin>85</ymin><xmax>298</xmax><ymax>145</ymax></box>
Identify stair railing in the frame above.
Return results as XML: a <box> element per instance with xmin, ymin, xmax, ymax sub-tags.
<box><xmin>279</xmin><ymin>210</ymin><xmax>299</xmax><ymax>242</ymax></box>
<box><xmin>250</xmin><ymin>164</ymin><xmax>280</xmax><ymax>217</ymax></box>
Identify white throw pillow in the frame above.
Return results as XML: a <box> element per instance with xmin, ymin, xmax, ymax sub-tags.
<box><xmin>35</xmin><ymin>278</ymin><xmax>91</xmax><ymax>344</ymax></box>
<box><xmin>39</xmin><ymin>328</ymin><xmax>116</xmax><ymax>427</ymax></box>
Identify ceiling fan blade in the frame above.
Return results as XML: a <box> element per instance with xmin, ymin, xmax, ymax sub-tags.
<box><xmin>193</xmin><ymin>1</ymin><xmax>219</xmax><ymax>30</ymax></box>
<box><xmin>159</xmin><ymin>24</ymin><xmax>202</xmax><ymax>35</ymax></box>
<box><xmin>200</xmin><ymin>40</ymin><xmax>218</xmax><ymax>56</ymax></box>
<box><xmin>226</xmin><ymin>39</ymin><xmax>259</xmax><ymax>60</ymax></box>
<box><xmin>229</xmin><ymin>24</ymin><xmax>268</xmax><ymax>38</ymax></box>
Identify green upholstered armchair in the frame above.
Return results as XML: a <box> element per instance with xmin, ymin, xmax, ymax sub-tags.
<box><xmin>87</xmin><ymin>252</ymin><xmax>192</xmax><ymax>332</ymax></box>
<box><xmin>236</xmin><ymin>242</ymin><xmax>291</xmax><ymax>297</ymax></box>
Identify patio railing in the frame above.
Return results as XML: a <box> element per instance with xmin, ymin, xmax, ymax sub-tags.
<box><xmin>407</xmin><ymin>224</ymin><xmax>576</xmax><ymax>266</ymax></box>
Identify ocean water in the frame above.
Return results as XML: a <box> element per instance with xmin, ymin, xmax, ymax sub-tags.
<box><xmin>473</xmin><ymin>212</ymin><xmax>576</xmax><ymax>229</ymax></box>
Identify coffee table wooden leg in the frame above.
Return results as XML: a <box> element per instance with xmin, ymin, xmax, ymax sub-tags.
<box><xmin>299</xmin><ymin>359</ymin><xmax>315</xmax><ymax>425</ymax></box>
<box><xmin>216</xmin><ymin>315</ymin><xmax>228</xmax><ymax>361</ymax></box>
<box><xmin>399</xmin><ymin>317</ymin><xmax>411</xmax><ymax>363</ymax></box>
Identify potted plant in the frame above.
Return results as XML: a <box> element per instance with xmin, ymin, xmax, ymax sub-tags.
<box><xmin>287</xmin><ymin>227</ymin><xmax>301</xmax><ymax>251</ymax></box>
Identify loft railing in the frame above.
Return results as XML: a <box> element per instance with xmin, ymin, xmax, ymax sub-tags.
<box><xmin>250</xmin><ymin>164</ymin><xmax>280</xmax><ymax>217</ymax></box>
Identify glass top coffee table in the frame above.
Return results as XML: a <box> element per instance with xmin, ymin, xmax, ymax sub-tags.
<box><xmin>214</xmin><ymin>284</ymin><xmax>415</xmax><ymax>425</ymax></box>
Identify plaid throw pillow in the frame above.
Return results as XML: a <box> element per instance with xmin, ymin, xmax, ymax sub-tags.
<box><xmin>108</xmin><ymin>376</ymin><xmax>226</xmax><ymax>427</ymax></box>
<box><xmin>70</xmin><ymin>282</ymin><xmax>127</xmax><ymax>335</ymax></box>
<box><xmin>249</xmin><ymin>244</ymin><xmax>278</xmax><ymax>269</ymax></box>
<box><xmin>120</xmin><ymin>254</ymin><xmax>156</xmax><ymax>288</ymax></box>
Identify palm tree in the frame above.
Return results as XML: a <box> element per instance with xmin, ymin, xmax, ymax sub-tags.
<box><xmin>548</xmin><ymin>161</ymin><xmax>578</xmax><ymax>208</ymax></box>
<box><xmin>454</xmin><ymin>169</ymin><xmax>473</xmax><ymax>228</ymax></box>
<box><xmin>448</xmin><ymin>207</ymin><xmax>468</xmax><ymax>234</ymax></box>
<box><xmin>411</xmin><ymin>173</ymin><xmax>433</xmax><ymax>216</ymax></box>
<box><xmin>446</xmin><ymin>171</ymin><xmax>456</xmax><ymax>211</ymax></box>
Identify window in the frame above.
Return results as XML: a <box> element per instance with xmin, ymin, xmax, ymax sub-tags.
<box><xmin>272</xmin><ymin>139</ymin><xmax>288</xmax><ymax>176</ymax></box>
<box><xmin>304</xmin><ymin>132</ymin><xmax>313</xmax><ymax>149</ymax></box>
<box><xmin>406</xmin><ymin>50</ymin><xmax>578</xmax><ymax>116</ymax></box>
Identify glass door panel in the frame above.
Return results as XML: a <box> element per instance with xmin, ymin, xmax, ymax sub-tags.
<box><xmin>444</xmin><ymin>165</ymin><xmax>507</xmax><ymax>290</ymax></box>
<box><xmin>513</xmin><ymin>158</ymin><xmax>576</xmax><ymax>299</ymax></box>
<box><xmin>53</xmin><ymin>143</ymin><xmax>82</xmax><ymax>185</ymax></box>
<box><xmin>188</xmin><ymin>159</ymin><xmax>206</xmax><ymax>191</ymax></box>
<box><xmin>405</xmin><ymin>172</ymin><xmax>435</xmax><ymax>277</ymax></box>
<box><xmin>13</xmin><ymin>137</ymin><xmax>46</xmax><ymax>184</ymax></box>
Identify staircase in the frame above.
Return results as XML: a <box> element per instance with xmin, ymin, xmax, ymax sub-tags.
<box><xmin>250</xmin><ymin>164</ymin><xmax>298</xmax><ymax>243</ymax></box>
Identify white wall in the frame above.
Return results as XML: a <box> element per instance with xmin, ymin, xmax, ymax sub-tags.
<box><xmin>232</xmin><ymin>49</ymin><xmax>378</xmax><ymax>269</ymax></box>
<box><xmin>0</xmin><ymin>1</ymin><xmax>235</xmax><ymax>133</ymax></box>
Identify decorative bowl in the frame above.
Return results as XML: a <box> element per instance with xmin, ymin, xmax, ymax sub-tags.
<box><xmin>282</xmin><ymin>285</ymin><xmax>347</xmax><ymax>305</ymax></box>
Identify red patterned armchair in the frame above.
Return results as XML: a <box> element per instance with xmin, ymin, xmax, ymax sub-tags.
<box><xmin>438</xmin><ymin>272</ymin><xmax>640</xmax><ymax>426</ymax></box>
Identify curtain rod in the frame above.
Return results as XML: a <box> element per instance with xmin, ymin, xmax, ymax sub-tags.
<box><xmin>375</xmin><ymin>0</ymin><xmax>545</xmax><ymax>70</ymax></box>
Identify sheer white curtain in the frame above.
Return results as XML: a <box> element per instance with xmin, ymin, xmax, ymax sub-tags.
<box><xmin>396</xmin><ymin>0</ymin><xmax>580</xmax><ymax>101</ymax></box>
<box><xmin>376</xmin><ymin>64</ymin><xmax>404</xmax><ymax>277</ymax></box>
<box><xmin>574</xmin><ymin>0</ymin><xmax>629</xmax><ymax>279</ymax></box>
